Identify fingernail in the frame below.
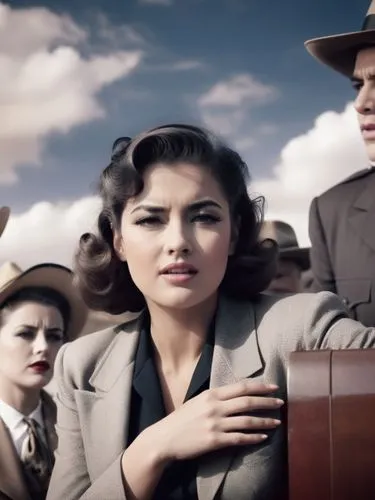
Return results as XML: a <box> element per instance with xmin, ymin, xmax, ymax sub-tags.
<box><xmin>273</xmin><ymin>419</ymin><xmax>281</xmax><ymax>425</ymax></box>
<box><xmin>261</xmin><ymin>434</ymin><xmax>269</xmax><ymax>440</ymax></box>
<box><xmin>268</xmin><ymin>384</ymin><xmax>279</xmax><ymax>389</ymax></box>
<box><xmin>276</xmin><ymin>399</ymin><xmax>284</xmax><ymax>405</ymax></box>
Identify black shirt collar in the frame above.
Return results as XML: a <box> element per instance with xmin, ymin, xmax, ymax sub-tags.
<box><xmin>133</xmin><ymin>313</ymin><xmax>215</xmax><ymax>408</ymax></box>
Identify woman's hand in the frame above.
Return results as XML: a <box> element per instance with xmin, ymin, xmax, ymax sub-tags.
<box><xmin>144</xmin><ymin>379</ymin><xmax>283</xmax><ymax>463</ymax></box>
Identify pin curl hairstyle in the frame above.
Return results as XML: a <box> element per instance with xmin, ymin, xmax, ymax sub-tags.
<box><xmin>74</xmin><ymin>124</ymin><xmax>278</xmax><ymax>314</ymax></box>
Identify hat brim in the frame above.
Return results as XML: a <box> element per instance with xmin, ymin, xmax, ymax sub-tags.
<box><xmin>305</xmin><ymin>30</ymin><xmax>375</xmax><ymax>77</ymax></box>
<box><xmin>279</xmin><ymin>247</ymin><xmax>310</xmax><ymax>271</ymax></box>
<box><xmin>0</xmin><ymin>207</ymin><xmax>10</xmax><ymax>238</ymax></box>
<box><xmin>0</xmin><ymin>264</ymin><xmax>88</xmax><ymax>341</ymax></box>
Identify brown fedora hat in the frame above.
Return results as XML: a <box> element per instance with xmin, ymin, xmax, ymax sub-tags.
<box><xmin>0</xmin><ymin>207</ymin><xmax>10</xmax><ymax>238</ymax></box>
<box><xmin>305</xmin><ymin>1</ymin><xmax>375</xmax><ymax>77</ymax></box>
<box><xmin>260</xmin><ymin>220</ymin><xmax>310</xmax><ymax>271</ymax></box>
<box><xmin>0</xmin><ymin>262</ymin><xmax>88</xmax><ymax>341</ymax></box>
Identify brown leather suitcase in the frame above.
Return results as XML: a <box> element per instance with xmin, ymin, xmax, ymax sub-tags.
<box><xmin>288</xmin><ymin>349</ymin><xmax>375</xmax><ymax>500</ymax></box>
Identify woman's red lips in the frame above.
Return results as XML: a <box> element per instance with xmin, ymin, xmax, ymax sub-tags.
<box><xmin>361</xmin><ymin>123</ymin><xmax>375</xmax><ymax>130</ymax></box>
<box><xmin>29</xmin><ymin>361</ymin><xmax>50</xmax><ymax>372</ymax></box>
<box><xmin>160</xmin><ymin>263</ymin><xmax>198</xmax><ymax>274</ymax></box>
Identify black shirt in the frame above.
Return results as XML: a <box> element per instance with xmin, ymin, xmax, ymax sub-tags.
<box><xmin>127</xmin><ymin>316</ymin><xmax>215</xmax><ymax>500</ymax></box>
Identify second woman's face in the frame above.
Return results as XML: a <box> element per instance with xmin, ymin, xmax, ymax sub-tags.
<box><xmin>0</xmin><ymin>301</ymin><xmax>64</xmax><ymax>392</ymax></box>
<box><xmin>115</xmin><ymin>162</ymin><xmax>236</xmax><ymax>311</ymax></box>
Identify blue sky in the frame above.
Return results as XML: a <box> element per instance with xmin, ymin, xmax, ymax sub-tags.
<box><xmin>2</xmin><ymin>0</ymin><xmax>368</xmax><ymax>209</ymax></box>
<box><xmin>0</xmin><ymin>0</ymin><xmax>371</xmax><ymax>266</ymax></box>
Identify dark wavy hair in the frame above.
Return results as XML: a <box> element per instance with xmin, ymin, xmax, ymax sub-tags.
<box><xmin>75</xmin><ymin>124</ymin><xmax>278</xmax><ymax>314</ymax></box>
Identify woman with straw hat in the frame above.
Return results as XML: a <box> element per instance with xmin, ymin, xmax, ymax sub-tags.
<box><xmin>0</xmin><ymin>262</ymin><xmax>87</xmax><ymax>500</ymax></box>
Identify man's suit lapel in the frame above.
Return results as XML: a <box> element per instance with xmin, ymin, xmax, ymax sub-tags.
<box><xmin>197</xmin><ymin>296</ymin><xmax>263</xmax><ymax>500</ymax></box>
<box><xmin>0</xmin><ymin>418</ymin><xmax>31</xmax><ymax>500</ymax></box>
<box><xmin>348</xmin><ymin>173</ymin><xmax>375</xmax><ymax>253</ymax></box>
<box><xmin>74</xmin><ymin>317</ymin><xmax>142</xmax><ymax>480</ymax></box>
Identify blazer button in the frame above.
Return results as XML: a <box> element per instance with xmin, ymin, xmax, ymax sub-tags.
<box><xmin>342</xmin><ymin>297</ymin><xmax>350</xmax><ymax>306</ymax></box>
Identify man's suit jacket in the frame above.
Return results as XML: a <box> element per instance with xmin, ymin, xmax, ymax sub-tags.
<box><xmin>0</xmin><ymin>391</ymin><xmax>57</xmax><ymax>500</ymax></box>
<box><xmin>309</xmin><ymin>168</ymin><xmax>375</xmax><ymax>326</ymax></box>
<box><xmin>47</xmin><ymin>292</ymin><xmax>375</xmax><ymax>500</ymax></box>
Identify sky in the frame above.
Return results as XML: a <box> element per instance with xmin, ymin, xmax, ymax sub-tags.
<box><xmin>0</xmin><ymin>0</ymin><xmax>371</xmax><ymax>268</ymax></box>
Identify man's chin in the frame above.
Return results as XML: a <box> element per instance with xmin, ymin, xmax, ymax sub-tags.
<box><xmin>365</xmin><ymin>143</ymin><xmax>375</xmax><ymax>163</ymax></box>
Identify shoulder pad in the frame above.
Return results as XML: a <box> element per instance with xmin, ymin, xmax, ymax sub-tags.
<box><xmin>338</xmin><ymin>167</ymin><xmax>374</xmax><ymax>186</ymax></box>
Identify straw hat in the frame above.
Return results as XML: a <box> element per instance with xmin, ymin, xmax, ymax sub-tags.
<box><xmin>0</xmin><ymin>207</ymin><xmax>10</xmax><ymax>238</ymax></box>
<box><xmin>305</xmin><ymin>1</ymin><xmax>375</xmax><ymax>77</ymax></box>
<box><xmin>0</xmin><ymin>262</ymin><xmax>88</xmax><ymax>341</ymax></box>
<box><xmin>260</xmin><ymin>220</ymin><xmax>310</xmax><ymax>271</ymax></box>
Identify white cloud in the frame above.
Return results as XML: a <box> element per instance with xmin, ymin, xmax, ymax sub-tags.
<box><xmin>0</xmin><ymin>2</ymin><xmax>143</xmax><ymax>184</ymax></box>
<box><xmin>0</xmin><ymin>3</ymin><xmax>86</xmax><ymax>57</ymax></box>
<box><xmin>0</xmin><ymin>197</ymin><xmax>101</xmax><ymax>269</ymax></box>
<box><xmin>251</xmin><ymin>102</ymin><xmax>368</xmax><ymax>246</ymax></box>
<box><xmin>197</xmin><ymin>74</ymin><xmax>279</xmax><ymax>140</ymax></box>
<box><xmin>200</xmin><ymin>109</ymin><xmax>245</xmax><ymax>136</ymax></box>
<box><xmin>199</xmin><ymin>74</ymin><xmax>278</xmax><ymax>108</ymax></box>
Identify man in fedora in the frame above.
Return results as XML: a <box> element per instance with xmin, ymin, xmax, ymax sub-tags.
<box><xmin>305</xmin><ymin>1</ymin><xmax>375</xmax><ymax>326</ymax></box>
<box><xmin>260</xmin><ymin>220</ymin><xmax>310</xmax><ymax>294</ymax></box>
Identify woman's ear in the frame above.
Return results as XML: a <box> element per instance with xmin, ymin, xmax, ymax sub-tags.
<box><xmin>113</xmin><ymin>231</ymin><xmax>126</xmax><ymax>262</ymax></box>
<box><xmin>229</xmin><ymin>217</ymin><xmax>240</xmax><ymax>256</ymax></box>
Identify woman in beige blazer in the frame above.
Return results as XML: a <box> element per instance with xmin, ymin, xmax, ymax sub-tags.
<box><xmin>48</xmin><ymin>125</ymin><xmax>375</xmax><ymax>500</ymax></box>
<box><xmin>0</xmin><ymin>262</ymin><xmax>87</xmax><ymax>500</ymax></box>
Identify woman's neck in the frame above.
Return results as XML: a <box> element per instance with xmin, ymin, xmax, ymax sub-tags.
<box><xmin>0</xmin><ymin>378</ymin><xmax>41</xmax><ymax>415</ymax></box>
<box><xmin>147</xmin><ymin>294</ymin><xmax>218</xmax><ymax>371</ymax></box>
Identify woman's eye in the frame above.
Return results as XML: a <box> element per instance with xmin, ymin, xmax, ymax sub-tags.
<box><xmin>193</xmin><ymin>213</ymin><xmax>221</xmax><ymax>224</ymax></box>
<box><xmin>47</xmin><ymin>333</ymin><xmax>64</xmax><ymax>343</ymax></box>
<box><xmin>17</xmin><ymin>330</ymin><xmax>34</xmax><ymax>339</ymax></box>
<box><xmin>135</xmin><ymin>216</ymin><xmax>162</xmax><ymax>226</ymax></box>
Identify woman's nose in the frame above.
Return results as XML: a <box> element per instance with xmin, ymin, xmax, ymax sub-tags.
<box><xmin>33</xmin><ymin>332</ymin><xmax>49</xmax><ymax>353</ymax></box>
<box><xmin>165</xmin><ymin>222</ymin><xmax>192</xmax><ymax>256</ymax></box>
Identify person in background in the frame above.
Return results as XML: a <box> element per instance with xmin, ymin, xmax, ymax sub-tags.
<box><xmin>260</xmin><ymin>220</ymin><xmax>310</xmax><ymax>294</ymax></box>
<box><xmin>47</xmin><ymin>124</ymin><xmax>375</xmax><ymax>500</ymax></box>
<box><xmin>305</xmin><ymin>0</ymin><xmax>375</xmax><ymax>325</ymax></box>
<box><xmin>0</xmin><ymin>262</ymin><xmax>87</xmax><ymax>500</ymax></box>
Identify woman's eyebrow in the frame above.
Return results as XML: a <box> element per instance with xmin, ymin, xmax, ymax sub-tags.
<box><xmin>17</xmin><ymin>324</ymin><xmax>63</xmax><ymax>333</ymax></box>
<box><xmin>188</xmin><ymin>200</ymin><xmax>223</xmax><ymax>211</ymax></box>
<box><xmin>131</xmin><ymin>199</ymin><xmax>223</xmax><ymax>215</ymax></box>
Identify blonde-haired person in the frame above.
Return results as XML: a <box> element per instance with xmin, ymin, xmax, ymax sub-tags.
<box><xmin>0</xmin><ymin>262</ymin><xmax>87</xmax><ymax>500</ymax></box>
<box><xmin>48</xmin><ymin>125</ymin><xmax>375</xmax><ymax>500</ymax></box>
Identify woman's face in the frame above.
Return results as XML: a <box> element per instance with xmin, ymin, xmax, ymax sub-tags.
<box><xmin>0</xmin><ymin>301</ymin><xmax>64</xmax><ymax>392</ymax></box>
<box><xmin>114</xmin><ymin>162</ymin><xmax>236</xmax><ymax>311</ymax></box>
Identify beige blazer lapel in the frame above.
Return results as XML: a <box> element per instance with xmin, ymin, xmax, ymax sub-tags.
<box><xmin>74</xmin><ymin>318</ymin><xmax>141</xmax><ymax>480</ymax></box>
<box><xmin>41</xmin><ymin>390</ymin><xmax>57</xmax><ymax>453</ymax></box>
<box><xmin>0</xmin><ymin>418</ymin><xmax>31</xmax><ymax>500</ymax></box>
<box><xmin>197</xmin><ymin>297</ymin><xmax>263</xmax><ymax>500</ymax></box>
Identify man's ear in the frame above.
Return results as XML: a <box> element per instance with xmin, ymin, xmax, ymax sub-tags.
<box><xmin>229</xmin><ymin>217</ymin><xmax>240</xmax><ymax>256</ymax></box>
<box><xmin>113</xmin><ymin>231</ymin><xmax>126</xmax><ymax>262</ymax></box>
